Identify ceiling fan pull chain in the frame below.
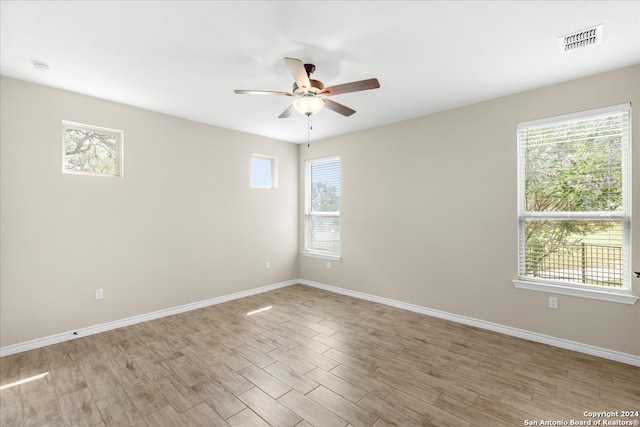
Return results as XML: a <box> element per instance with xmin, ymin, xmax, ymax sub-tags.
<box><xmin>307</xmin><ymin>115</ymin><xmax>311</xmax><ymax>147</ymax></box>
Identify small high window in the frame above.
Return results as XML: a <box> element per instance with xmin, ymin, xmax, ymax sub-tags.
<box><xmin>63</xmin><ymin>121</ymin><xmax>123</xmax><ymax>176</ymax></box>
<box><xmin>251</xmin><ymin>155</ymin><xmax>277</xmax><ymax>188</ymax></box>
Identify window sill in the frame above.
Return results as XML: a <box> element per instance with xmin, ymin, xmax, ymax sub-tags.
<box><xmin>302</xmin><ymin>252</ymin><xmax>342</xmax><ymax>262</ymax></box>
<box><xmin>513</xmin><ymin>279</ymin><xmax>638</xmax><ymax>305</ymax></box>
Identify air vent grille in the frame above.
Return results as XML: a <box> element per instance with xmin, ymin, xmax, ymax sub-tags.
<box><xmin>560</xmin><ymin>25</ymin><xmax>603</xmax><ymax>52</ymax></box>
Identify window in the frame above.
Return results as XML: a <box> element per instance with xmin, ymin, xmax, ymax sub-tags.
<box><xmin>515</xmin><ymin>104</ymin><xmax>636</xmax><ymax>304</ymax></box>
<box><xmin>304</xmin><ymin>156</ymin><xmax>340</xmax><ymax>259</ymax></box>
<box><xmin>63</xmin><ymin>121</ymin><xmax>123</xmax><ymax>176</ymax></box>
<box><xmin>251</xmin><ymin>154</ymin><xmax>277</xmax><ymax>188</ymax></box>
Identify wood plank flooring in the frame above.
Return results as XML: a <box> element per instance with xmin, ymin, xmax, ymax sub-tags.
<box><xmin>1</xmin><ymin>284</ymin><xmax>639</xmax><ymax>426</ymax></box>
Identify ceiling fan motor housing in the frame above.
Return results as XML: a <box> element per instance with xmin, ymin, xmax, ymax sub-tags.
<box><xmin>293</xmin><ymin>79</ymin><xmax>324</xmax><ymax>94</ymax></box>
<box><xmin>304</xmin><ymin>63</ymin><xmax>316</xmax><ymax>75</ymax></box>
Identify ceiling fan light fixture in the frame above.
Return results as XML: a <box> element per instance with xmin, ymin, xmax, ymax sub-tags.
<box><xmin>293</xmin><ymin>96</ymin><xmax>324</xmax><ymax>116</ymax></box>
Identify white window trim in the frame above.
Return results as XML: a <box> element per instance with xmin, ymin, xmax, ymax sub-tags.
<box><xmin>250</xmin><ymin>154</ymin><xmax>278</xmax><ymax>189</ymax></box>
<box><xmin>514</xmin><ymin>103</ymin><xmax>636</xmax><ymax>304</ymax></box>
<box><xmin>304</xmin><ymin>155</ymin><xmax>341</xmax><ymax>259</ymax></box>
<box><xmin>302</xmin><ymin>251</ymin><xmax>342</xmax><ymax>262</ymax></box>
<box><xmin>513</xmin><ymin>279</ymin><xmax>638</xmax><ymax>305</ymax></box>
<box><xmin>62</xmin><ymin>121</ymin><xmax>123</xmax><ymax>177</ymax></box>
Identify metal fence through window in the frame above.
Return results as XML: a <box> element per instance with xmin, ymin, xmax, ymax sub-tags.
<box><xmin>530</xmin><ymin>243</ymin><xmax>622</xmax><ymax>287</ymax></box>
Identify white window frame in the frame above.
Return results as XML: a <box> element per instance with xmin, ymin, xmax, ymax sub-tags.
<box><xmin>251</xmin><ymin>154</ymin><xmax>278</xmax><ymax>189</ymax></box>
<box><xmin>62</xmin><ymin>121</ymin><xmax>123</xmax><ymax>177</ymax></box>
<box><xmin>303</xmin><ymin>156</ymin><xmax>341</xmax><ymax>261</ymax></box>
<box><xmin>513</xmin><ymin>103</ymin><xmax>637</xmax><ymax>304</ymax></box>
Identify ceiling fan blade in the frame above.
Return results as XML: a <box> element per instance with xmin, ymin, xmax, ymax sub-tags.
<box><xmin>322</xmin><ymin>78</ymin><xmax>380</xmax><ymax>96</ymax></box>
<box><xmin>278</xmin><ymin>104</ymin><xmax>295</xmax><ymax>119</ymax></box>
<box><xmin>324</xmin><ymin>99</ymin><xmax>356</xmax><ymax>117</ymax></box>
<box><xmin>284</xmin><ymin>57</ymin><xmax>311</xmax><ymax>92</ymax></box>
<box><xmin>234</xmin><ymin>90</ymin><xmax>292</xmax><ymax>96</ymax></box>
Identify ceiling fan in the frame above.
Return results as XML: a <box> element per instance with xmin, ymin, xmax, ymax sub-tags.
<box><xmin>234</xmin><ymin>57</ymin><xmax>380</xmax><ymax>118</ymax></box>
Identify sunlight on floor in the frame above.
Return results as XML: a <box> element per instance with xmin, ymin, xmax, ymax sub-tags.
<box><xmin>246</xmin><ymin>305</ymin><xmax>272</xmax><ymax>316</ymax></box>
<box><xmin>0</xmin><ymin>372</ymin><xmax>49</xmax><ymax>391</ymax></box>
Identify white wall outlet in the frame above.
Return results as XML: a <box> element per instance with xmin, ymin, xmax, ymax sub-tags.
<box><xmin>265</xmin><ymin>262</ymin><xmax>270</xmax><ymax>270</ymax></box>
<box><xmin>326</xmin><ymin>261</ymin><xmax>331</xmax><ymax>270</ymax></box>
<box><xmin>548</xmin><ymin>296</ymin><xmax>558</xmax><ymax>309</ymax></box>
<box><xmin>95</xmin><ymin>288</ymin><xmax>104</xmax><ymax>300</ymax></box>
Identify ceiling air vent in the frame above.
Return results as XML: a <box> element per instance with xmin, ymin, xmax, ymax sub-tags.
<box><xmin>560</xmin><ymin>24</ymin><xmax>603</xmax><ymax>52</ymax></box>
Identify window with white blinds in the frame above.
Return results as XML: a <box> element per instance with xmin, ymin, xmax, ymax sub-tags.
<box><xmin>304</xmin><ymin>156</ymin><xmax>341</xmax><ymax>259</ymax></box>
<box><xmin>516</xmin><ymin>104</ymin><xmax>633</xmax><ymax>301</ymax></box>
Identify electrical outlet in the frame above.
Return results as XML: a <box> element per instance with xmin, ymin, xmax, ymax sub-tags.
<box><xmin>95</xmin><ymin>288</ymin><xmax>104</xmax><ymax>300</ymax></box>
<box><xmin>326</xmin><ymin>262</ymin><xmax>331</xmax><ymax>270</ymax></box>
<box><xmin>265</xmin><ymin>262</ymin><xmax>270</xmax><ymax>270</ymax></box>
<box><xmin>548</xmin><ymin>296</ymin><xmax>558</xmax><ymax>309</ymax></box>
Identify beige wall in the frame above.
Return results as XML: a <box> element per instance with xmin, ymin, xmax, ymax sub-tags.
<box><xmin>2</xmin><ymin>66</ymin><xmax>638</xmax><ymax>357</ymax></box>
<box><xmin>299</xmin><ymin>65</ymin><xmax>640</xmax><ymax>356</ymax></box>
<box><xmin>0</xmin><ymin>77</ymin><xmax>299</xmax><ymax>347</ymax></box>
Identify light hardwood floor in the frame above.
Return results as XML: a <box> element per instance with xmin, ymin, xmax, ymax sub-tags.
<box><xmin>1</xmin><ymin>285</ymin><xmax>639</xmax><ymax>426</ymax></box>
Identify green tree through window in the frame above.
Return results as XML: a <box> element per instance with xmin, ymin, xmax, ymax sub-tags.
<box><xmin>518</xmin><ymin>106</ymin><xmax>630</xmax><ymax>288</ymax></box>
<box><xmin>312</xmin><ymin>182</ymin><xmax>339</xmax><ymax>212</ymax></box>
<box><xmin>305</xmin><ymin>157</ymin><xmax>340</xmax><ymax>258</ymax></box>
<box><xmin>63</xmin><ymin>122</ymin><xmax>122</xmax><ymax>176</ymax></box>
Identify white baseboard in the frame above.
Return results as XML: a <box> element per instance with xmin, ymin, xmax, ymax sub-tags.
<box><xmin>0</xmin><ymin>279</ymin><xmax>297</xmax><ymax>358</ymax></box>
<box><xmin>3</xmin><ymin>278</ymin><xmax>639</xmax><ymax>367</ymax></box>
<box><xmin>298</xmin><ymin>279</ymin><xmax>640</xmax><ymax>367</ymax></box>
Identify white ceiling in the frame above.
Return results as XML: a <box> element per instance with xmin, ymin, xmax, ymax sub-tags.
<box><xmin>1</xmin><ymin>1</ymin><xmax>639</xmax><ymax>144</ymax></box>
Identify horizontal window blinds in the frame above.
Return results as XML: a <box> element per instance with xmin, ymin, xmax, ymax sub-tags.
<box><xmin>517</xmin><ymin>104</ymin><xmax>630</xmax><ymax>290</ymax></box>
<box><xmin>305</xmin><ymin>157</ymin><xmax>340</xmax><ymax>257</ymax></box>
<box><xmin>518</xmin><ymin>105</ymin><xmax>629</xmax><ymax>215</ymax></box>
<box><xmin>308</xmin><ymin>158</ymin><xmax>340</xmax><ymax>213</ymax></box>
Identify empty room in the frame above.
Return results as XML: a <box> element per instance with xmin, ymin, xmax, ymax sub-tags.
<box><xmin>1</xmin><ymin>1</ymin><xmax>639</xmax><ymax>426</ymax></box>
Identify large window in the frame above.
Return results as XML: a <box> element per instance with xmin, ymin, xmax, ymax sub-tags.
<box><xmin>515</xmin><ymin>104</ymin><xmax>635</xmax><ymax>304</ymax></box>
<box><xmin>63</xmin><ymin>121</ymin><xmax>123</xmax><ymax>176</ymax></box>
<box><xmin>304</xmin><ymin>156</ymin><xmax>340</xmax><ymax>259</ymax></box>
